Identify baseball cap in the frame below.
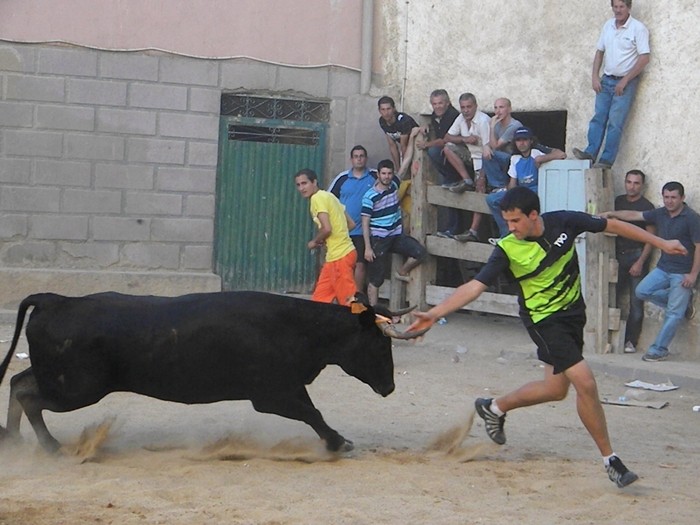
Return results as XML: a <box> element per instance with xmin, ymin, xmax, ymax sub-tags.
<box><xmin>513</xmin><ymin>127</ymin><xmax>533</xmax><ymax>139</ymax></box>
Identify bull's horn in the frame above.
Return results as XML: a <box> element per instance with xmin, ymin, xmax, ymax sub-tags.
<box><xmin>378</xmin><ymin>321</ymin><xmax>430</xmax><ymax>340</ymax></box>
<box><xmin>389</xmin><ymin>304</ymin><xmax>417</xmax><ymax>317</ymax></box>
<box><xmin>373</xmin><ymin>303</ymin><xmax>417</xmax><ymax>319</ymax></box>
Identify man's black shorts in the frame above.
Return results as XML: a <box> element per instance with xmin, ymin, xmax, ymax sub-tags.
<box><xmin>526</xmin><ymin>311</ymin><xmax>586</xmax><ymax>374</ymax></box>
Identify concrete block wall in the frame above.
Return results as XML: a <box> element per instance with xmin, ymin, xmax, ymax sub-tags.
<box><xmin>0</xmin><ymin>43</ymin><xmax>377</xmax><ymax>304</ymax></box>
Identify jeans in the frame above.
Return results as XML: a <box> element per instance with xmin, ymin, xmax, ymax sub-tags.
<box><xmin>486</xmin><ymin>189</ymin><xmax>509</xmax><ymax>237</ymax></box>
<box><xmin>481</xmin><ymin>150</ymin><xmax>511</xmax><ymax>189</ymax></box>
<box><xmin>428</xmin><ymin>145</ymin><xmax>461</xmax><ymax>234</ymax></box>
<box><xmin>635</xmin><ymin>267</ymin><xmax>691</xmax><ymax>356</ymax></box>
<box><xmin>616</xmin><ymin>249</ymin><xmax>648</xmax><ymax>346</ymax></box>
<box><xmin>584</xmin><ymin>75</ymin><xmax>639</xmax><ymax>165</ymax></box>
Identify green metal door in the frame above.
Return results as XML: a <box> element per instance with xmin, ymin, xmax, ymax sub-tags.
<box><xmin>215</xmin><ymin>115</ymin><xmax>327</xmax><ymax>293</ymax></box>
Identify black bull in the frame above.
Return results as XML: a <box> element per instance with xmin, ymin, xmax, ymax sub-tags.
<box><xmin>0</xmin><ymin>291</ymin><xmax>425</xmax><ymax>453</ymax></box>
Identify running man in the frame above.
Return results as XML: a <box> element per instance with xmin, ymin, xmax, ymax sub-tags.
<box><xmin>409</xmin><ymin>186</ymin><xmax>686</xmax><ymax>488</ymax></box>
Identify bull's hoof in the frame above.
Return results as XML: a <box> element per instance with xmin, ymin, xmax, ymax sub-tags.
<box><xmin>326</xmin><ymin>436</ymin><xmax>354</xmax><ymax>453</ymax></box>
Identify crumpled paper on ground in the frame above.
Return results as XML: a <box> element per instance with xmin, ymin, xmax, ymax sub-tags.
<box><xmin>624</xmin><ymin>380</ymin><xmax>679</xmax><ymax>392</ymax></box>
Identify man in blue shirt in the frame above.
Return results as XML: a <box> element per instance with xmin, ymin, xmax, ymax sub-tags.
<box><xmin>604</xmin><ymin>181</ymin><xmax>700</xmax><ymax>361</ymax></box>
<box><xmin>328</xmin><ymin>146</ymin><xmax>377</xmax><ymax>290</ymax></box>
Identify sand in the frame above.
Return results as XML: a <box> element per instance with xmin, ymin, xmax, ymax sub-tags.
<box><xmin>1</xmin><ymin>311</ymin><xmax>699</xmax><ymax>524</ymax></box>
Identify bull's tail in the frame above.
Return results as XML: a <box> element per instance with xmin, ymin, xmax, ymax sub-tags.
<box><xmin>0</xmin><ymin>294</ymin><xmax>46</xmax><ymax>386</ymax></box>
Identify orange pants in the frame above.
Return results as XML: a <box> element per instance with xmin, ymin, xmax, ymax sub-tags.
<box><xmin>312</xmin><ymin>250</ymin><xmax>357</xmax><ymax>305</ymax></box>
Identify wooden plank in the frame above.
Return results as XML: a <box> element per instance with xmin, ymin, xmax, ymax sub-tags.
<box><xmin>407</xmin><ymin>145</ymin><xmax>437</xmax><ymax>310</ymax></box>
<box><xmin>426</xmin><ymin>285</ymin><xmax>519</xmax><ymax>317</ymax></box>
<box><xmin>425</xmin><ymin>235</ymin><xmax>493</xmax><ymax>263</ymax></box>
<box><xmin>608</xmin><ymin>307</ymin><xmax>621</xmax><ymax>331</ymax></box>
<box><xmin>609</xmin><ymin>258</ymin><xmax>619</xmax><ymax>284</ymax></box>
<box><xmin>427</xmin><ymin>185</ymin><xmax>491</xmax><ymax>214</ymax></box>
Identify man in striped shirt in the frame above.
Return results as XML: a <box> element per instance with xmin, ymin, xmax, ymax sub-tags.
<box><xmin>361</xmin><ymin>159</ymin><xmax>427</xmax><ymax>305</ymax></box>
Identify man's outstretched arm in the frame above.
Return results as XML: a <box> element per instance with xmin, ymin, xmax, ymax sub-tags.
<box><xmin>604</xmin><ymin>218</ymin><xmax>687</xmax><ymax>256</ymax></box>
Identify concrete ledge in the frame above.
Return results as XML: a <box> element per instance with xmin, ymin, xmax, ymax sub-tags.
<box><xmin>0</xmin><ymin>268</ymin><xmax>221</xmax><ymax>309</ymax></box>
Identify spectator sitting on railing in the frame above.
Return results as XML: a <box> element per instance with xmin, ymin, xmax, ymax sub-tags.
<box><xmin>443</xmin><ymin>93</ymin><xmax>491</xmax><ymax>243</ymax></box>
<box><xmin>361</xmin><ymin>157</ymin><xmax>427</xmax><ymax>305</ymax></box>
<box><xmin>486</xmin><ymin>127</ymin><xmax>566</xmax><ymax>244</ymax></box>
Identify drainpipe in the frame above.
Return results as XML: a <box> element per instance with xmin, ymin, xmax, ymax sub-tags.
<box><xmin>360</xmin><ymin>0</ymin><xmax>373</xmax><ymax>94</ymax></box>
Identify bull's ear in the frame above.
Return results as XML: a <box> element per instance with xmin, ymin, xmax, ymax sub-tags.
<box><xmin>350</xmin><ymin>302</ymin><xmax>368</xmax><ymax>315</ymax></box>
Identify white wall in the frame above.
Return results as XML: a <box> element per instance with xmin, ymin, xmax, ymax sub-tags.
<box><xmin>374</xmin><ymin>0</ymin><xmax>695</xmax><ymax>206</ymax></box>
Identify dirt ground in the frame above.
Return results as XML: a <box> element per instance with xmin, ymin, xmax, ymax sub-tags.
<box><xmin>1</xmin><ymin>310</ymin><xmax>699</xmax><ymax>525</ymax></box>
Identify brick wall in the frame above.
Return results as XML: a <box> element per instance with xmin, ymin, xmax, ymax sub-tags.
<box><xmin>0</xmin><ymin>43</ymin><xmax>371</xmax><ymax>275</ymax></box>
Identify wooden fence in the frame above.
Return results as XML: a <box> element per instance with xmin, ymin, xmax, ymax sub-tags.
<box><xmin>387</xmin><ymin>144</ymin><xmax>622</xmax><ymax>354</ymax></box>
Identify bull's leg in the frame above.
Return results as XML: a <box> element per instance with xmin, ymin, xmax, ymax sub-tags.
<box><xmin>9</xmin><ymin>369</ymin><xmax>61</xmax><ymax>453</ymax></box>
<box><xmin>251</xmin><ymin>387</ymin><xmax>352</xmax><ymax>452</ymax></box>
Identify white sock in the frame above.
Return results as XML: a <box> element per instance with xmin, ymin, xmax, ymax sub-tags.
<box><xmin>603</xmin><ymin>453</ymin><xmax>616</xmax><ymax>466</ymax></box>
<box><xmin>490</xmin><ymin>400</ymin><xmax>505</xmax><ymax>416</ymax></box>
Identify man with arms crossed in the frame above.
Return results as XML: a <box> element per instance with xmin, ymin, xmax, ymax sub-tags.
<box><xmin>409</xmin><ymin>186</ymin><xmax>686</xmax><ymax>487</ymax></box>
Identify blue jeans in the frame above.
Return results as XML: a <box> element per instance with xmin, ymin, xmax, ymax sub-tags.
<box><xmin>481</xmin><ymin>150</ymin><xmax>511</xmax><ymax>189</ymax></box>
<box><xmin>616</xmin><ymin>249</ymin><xmax>649</xmax><ymax>346</ymax></box>
<box><xmin>486</xmin><ymin>189</ymin><xmax>509</xmax><ymax>237</ymax></box>
<box><xmin>428</xmin><ymin>145</ymin><xmax>461</xmax><ymax>234</ymax></box>
<box><xmin>584</xmin><ymin>75</ymin><xmax>639</xmax><ymax>165</ymax></box>
<box><xmin>635</xmin><ymin>267</ymin><xmax>691</xmax><ymax>357</ymax></box>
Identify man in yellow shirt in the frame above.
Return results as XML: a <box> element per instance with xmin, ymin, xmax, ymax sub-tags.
<box><xmin>295</xmin><ymin>168</ymin><xmax>357</xmax><ymax>305</ymax></box>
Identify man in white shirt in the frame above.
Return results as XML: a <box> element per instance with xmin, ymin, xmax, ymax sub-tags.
<box><xmin>442</xmin><ymin>92</ymin><xmax>490</xmax><ymax>242</ymax></box>
<box><xmin>573</xmin><ymin>0</ymin><xmax>650</xmax><ymax>169</ymax></box>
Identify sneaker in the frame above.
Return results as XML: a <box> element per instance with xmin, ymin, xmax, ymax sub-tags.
<box><xmin>474</xmin><ymin>398</ymin><xmax>506</xmax><ymax>445</ymax></box>
<box><xmin>686</xmin><ymin>289</ymin><xmax>696</xmax><ymax>320</ymax></box>
<box><xmin>448</xmin><ymin>179</ymin><xmax>474</xmax><ymax>193</ymax></box>
<box><xmin>454</xmin><ymin>231</ymin><xmax>479</xmax><ymax>243</ymax></box>
<box><xmin>593</xmin><ymin>161</ymin><xmax>612</xmax><ymax>169</ymax></box>
<box><xmin>606</xmin><ymin>455</ymin><xmax>639</xmax><ymax>488</ymax></box>
<box><xmin>441</xmin><ymin>181</ymin><xmax>462</xmax><ymax>189</ymax></box>
<box><xmin>623</xmin><ymin>341</ymin><xmax>637</xmax><ymax>354</ymax></box>
<box><xmin>435</xmin><ymin>230</ymin><xmax>455</xmax><ymax>239</ymax></box>
<box><xmin>488</xmin><ymin>237</ymin><xmax>499</xmax><ymax>246</ymax></box>
<box><xmin>641</xmin><ymin>351</ymin><xmax>669</xmax><ymax>362</ymax></box>
<box><xmin>572</xmin><ymin>147</ymin><xmax>594</xmax><ymax>161</ymax></box>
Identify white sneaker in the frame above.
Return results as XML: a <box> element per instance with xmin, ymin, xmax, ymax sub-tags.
<box><xmin>623</xmin><ymin>341</ymin><xmax>637</xmax><ymax>353</ymax></box>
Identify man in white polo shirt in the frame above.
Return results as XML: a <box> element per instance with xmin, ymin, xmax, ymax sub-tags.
<box><xmin>573</xmin><ymin>0</ymin><xmax>650</xmax><ymax>169</ymax></box>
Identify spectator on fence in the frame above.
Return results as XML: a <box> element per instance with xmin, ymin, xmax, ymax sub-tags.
<box><xmin>481</xmin><ymin>98</ymin><xmax>522</xmax><ymax>190</ymax></box>
<box><xmin>442</xmin><ymin>93</ymin><xmax>491</xmax><ymax>243</ymax></box>
<box><xmin>486</xmin><ymin>127</ymin><xmax>566</xmax><ymax>241</ymax></box>
<box><xmin>361</xmin><ymin>158</ymin><xmax>427</xmax><ymax>305</ymax></box>
<box><xmin>417</xmin><ymin>89</ymin><xmax>462</xmax><ymax>238</ymax></box>
<box><xmin>378</xmin><ymin>96</ymin><xmax>419</xmax><ymax>175</ymax></box>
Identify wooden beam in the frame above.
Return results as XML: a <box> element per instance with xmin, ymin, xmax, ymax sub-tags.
<box><xmin>425</xmin><ymin>235</ymin><xmax>493</xmax><ymax>263</ymax></box>
<box><xmin>427</xmin><ymin>186</ymin><xmax>492</xmax><ymax>214</ymax></box>
<box><xmin>426</xmin><ymin>285</ymin><xmax>519</xmax><ymax>317</ymax></box>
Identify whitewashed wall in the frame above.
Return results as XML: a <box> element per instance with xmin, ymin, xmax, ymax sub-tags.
<box><xmin>374</xmin><ymin>0</ymin><xmax>694</xmax><ymax>206</ymax></box>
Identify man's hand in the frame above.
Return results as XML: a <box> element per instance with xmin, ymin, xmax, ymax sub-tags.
<box><xmin>663</xmin><ymin>239</ymin><xmax>688</xmax><ymax>256</ymax></box>
<box><xmin>308</xmin><ymin>239</ymin><xmax>323</xmax><ymax>250</ymax></box>
<box><xmin>407</xmin><ymin>310</ymin><xmax>437</xmax><ymax>334</ymax></box>
<box><xmin>592</xmin><ymin>76</ymin><xmax>602</xmax><ymax>93</ymax></box>
<box><xmin>614</xmin><ymin>79</ymin><xmax>627</xmax><ymax>96</ymax></box>
<box><xmin>630</xmin><ymin>259</ymin><xmax>644</xmax><ymax>277</ymax></box>
<box><xmin>365</xmin><ymin>247</ymin><xmax>375</xmax><ymax>262</ymax></box>
<box><xmin>682</xmin><ymin>273</ymin><xmax>697</xmax><ymax>288</ymax></box>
